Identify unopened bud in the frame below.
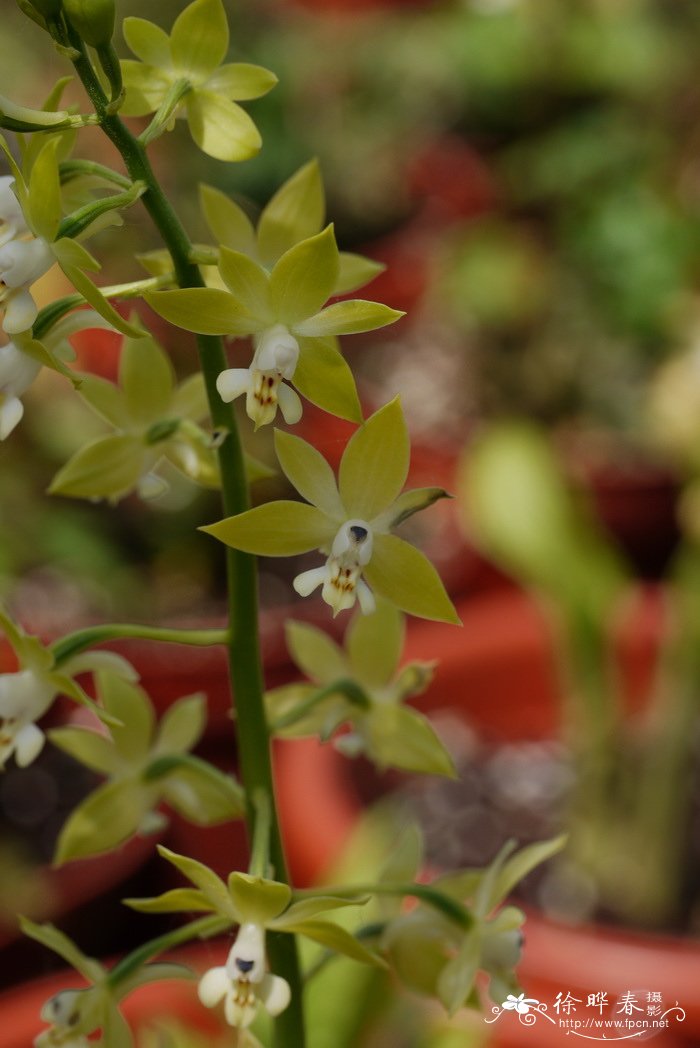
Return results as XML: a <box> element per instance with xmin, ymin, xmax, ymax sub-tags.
<box><xmin>63</xmin><ymin>0</ymin><xmax>115</xmax><ymax>47</ymax></box>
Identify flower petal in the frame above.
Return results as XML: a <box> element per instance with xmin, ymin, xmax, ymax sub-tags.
<box><xmin>277</xmin><ymin>382</ymin><xmax>303</xmax><ymax>425</ymax></box>
<box><xmin>258</xmin><ymin>973</ymin><xmax>291</xmax><ymax>1017</ymax></box>
<box><xmin>217</xmin><ymin>367</ymin><xmax>251</xmax><ymax>402</ymax></box>
<box><xmin>186</xmin><ymin>90</ymin><xmax>261</xmax><ymax>163</ymax></box>
<box><xmin>13</xmin><ymin>722</ymin><xmax>45</xmax><ymax>767</ymax></box>
<box><xmin>269</xmin><ymin>226</ymin><xmax>339</xmax><ymax>327</ymax></box>
<box><xmin>338</xmin><ymin>398</ymin><xmax>409</xmax><ymax>520</ymax></box>
<box><xmin>284</xmin><ymin>619</ymin><xmax>347</xmax><ymax>684</ymax></box>
<box><xmin>292</xmin><ymin>566</ymin><xmax>327</xmax><ymax>597</ymax></box>
<box><xmin>0</xmin><ymin>395</ymin><xmax>24</xmax><ymax>439</ymax></box>
<box><xmin>198</xmin><ymin>966</ymin><xmax>230</xmax><ymax>1008</ymax></box>
<box><xmin>257</xmin><ymin>159</ymin><xmax>325</xmax><ymax>267</ymax></box>
<box><xmin>364</xmin><ymin>534</ymin><xmax>460</xmax><ymax>625</ymax></box>
<box><xmin>123</xmin><ymin>17</ymin><xmax>172</xmax><ymax>67</ymax></box>
<box><xmin>294</xmin><ymin>336</ymin><xmax>362</xmax><ymax>424</ymax></box>
<box><xmin>206</xmin><ymin>63</ymin><xmax>278</xmax><ymax>101</ymax></box>
<box><xmin>274</xmin><ymin>430</ymin><xmax>344</xmax><ymax>519</ymax></box>
<box><xmin>201</xmin><ymin>501</ymin><xmax>336</xmax><ymax>557</ymax></box>
<box><xmin>3</xmin><ymin>287</ymin><xmax>38</xmax><ymax>334</ymax></box>
<box><xmin>171</xmin><ymin>0</ymin><xmax>228</xmax><ymax>82</ymax></box>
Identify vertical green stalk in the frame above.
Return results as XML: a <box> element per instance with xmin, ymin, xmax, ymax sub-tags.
<box><xmin>62</xmin><ymin>27</ymin><xmax>305</xmax><ymax>1047</ymax></box>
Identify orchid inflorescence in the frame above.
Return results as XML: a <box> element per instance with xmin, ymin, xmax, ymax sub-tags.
<box><xmin>0</xmin><ymin>1</ymin><xmax>560</xmax><ymax>1045</ymax></box>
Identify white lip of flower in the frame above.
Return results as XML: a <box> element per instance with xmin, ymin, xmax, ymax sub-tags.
<box><xmin>0</xmin><ymin>668</ymin><xmax>56</xmax><ymax>769</ymax></box>
<box><xmin>293</xmin><ymin>519</ymin><xmax>376</xmax><ymax>617</ymax></box>
<box><xmin>0</xmin><ymin>236</ymin><xmax>54</xmax><ymax>335</ymax></box>
<box><xmin>0</xmin><ymin>176</ymin><xmax>29</xmax><ymax>247</ymax></box>
<box><xmin>216</xmin><ymin>324</ymin><xmax>302</xmax><ymax>429</ymax></box>
<box><xmin>198</xmin><ymin>922</ymin><xmax>291</xmax><ymax>1029</ymax></box>
<box><xmin>0</xmin><ymin>340</ymin><xmax>42</xmax><ymax>439</ymax></box>
<box><xmin>36</xmin><ymin>989</ymin><xmax>96</xmax><ymax>1047</ymax></box>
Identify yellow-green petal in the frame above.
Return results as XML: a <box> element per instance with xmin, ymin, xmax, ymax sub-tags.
<box><xmin>98</xmin><ymin>672</ymin><xmax>155</xmax><ymax>762</ymax></box>
<box><xmin>54</xmin><ymin>779</ymin><xmax>148</xmax><ymax>864</ymax></box>
<box><xmin>257</xmin><ymin>158</ymin><xmax>325</xmax><ymax>267</ymax></box>
<box><xmin>228</xmin><ymin>872</ymin><xmax>291</xmax><ymax>924</ymax></box>
<box><xmin>199</xmin><ymin>182</ymin><xmax>257</xmax><ymax>256</ymax></box>
<box><xmin>285</xmin><ymin>619</ymin><xmax>348</xmax><ymax>685</ymax></box>
<box><xmin>28</xmin><ymin>137</ymin><xmax>61</xmax><ymax>241</ymax></box>
<box><xmin>123</xmin><ymin>16</ymin><xmax>172</xmax><ymax>67</ymax></box>
<box><xmin>120</xmin><ymin>331</ymin><xmax>175</xmax><ymax>424</ymax></box>
<box><xmin>186</xmin><ymin>90</ymin><xmax>261</xmax><ymax>163</ymax></box>
<box><xmin>145</xmin><ymin>287</ymin><xmax>258</xmax><ymax>336</ymax></box>
<box><xmin>274</xmin><ymin>429</ymin><xmax>344</xmax><ymax>519</ymax></box>
<box><xmin>339</xmin><ymin>398</ymin><xmax>409</xmax><ymax>520</ymax></box>
<box><xmin>294</xmin><ymin>336</ymin><xmax>362</xmax><ymax>424</ymax></box>
<box><xmin>170</xmin><ymin>0</ymin><xmax>228</xmax><ymax>82</ymax></box>
<box><xmin>49</xmin><ymin>434</ymin><xmax>145</xmax><ymax>500</ymax></box>
<box><xmin>155</xmin><ymin>693</ymin><xmax>206</xmax><ymax>755</ymax></box>
<box><xmin>157</xmin><ymin>845</ymin><xmax>237</xmax><ymax>920</ymax></box>
<box><xmin>365</xmin><ymin>534</ymin><xmax>461</xmax><ymax>625</ymax></box>
<box><xmin>295</xmin><ymin>300</ymin><xmax>404</xmax><ymax>338</ymax></box>
<box><xmin>206</xmin><ymin>63</ymin><xmax>278</xmax><ymax>101</ymax></box>
<box><xmin>346</xmin><ymin>599</ymin><xmax>403</xmax><ymax>688</ymax></box>
<box><xmin>201</xmin><ymin>501</ymin><xmax>335</xmax><ymax>556</ymax></box>
<box><xmin>335</xmin><ymin>252</ymin><xmax>384</xmax><ymax>295</ymax></box>
<box><xmin>270</xmin><ymin>225</ymin><xmax>339</xmax><ymax>326</ymax></box>
<box><xmin>49</xmin><ymin>726</ymin><xmax>119</xmax><ymax>775</ymax></box>
<box><xmin>119</xmin><ymin>61</ymin><xmax>170</xmax><ymax>117</ymax></box>
<box><xmin>218</xmin><ymin>247</ymin><xmax>272</xmax><ymax>323</ymax></box>
<box><xmin>78</xmin><ymin>374</ymin><xmax>129</xmax><ymax>428</ymax></box>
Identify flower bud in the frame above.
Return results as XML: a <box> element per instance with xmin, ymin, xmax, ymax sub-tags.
<box><xmin>62</xmin><ymin>0</ymin><xmax>115</xmax><ymax>47</ymax></box>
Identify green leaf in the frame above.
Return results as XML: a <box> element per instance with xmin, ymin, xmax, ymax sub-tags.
<box><xmin>366</xmin><ymin>705</ymin><xmax>455</xmax><ymax>778</ymax></box>
<box><xmin>120</xmin><ymin>331</ymin><xmax>175</xmax><ymax>424</ymax></box>
<box><xmin>98</xmin><ymin>672</ymin><xmax>155</xmax><ymax>762</ymax></box>
<box><xmin>160</xmin><ymin>758</ymin><xmax>244</xmax><ymax>824</ymax></box>
<box><xmin>49</xmin><ymin>726</ymin><xmax>119</xmax><ymax>775</ymax></box>
<box><xmin>294</xmin><ymin>336</ymin><xmax>362</xmax><ymax>423</ymax></box>
<box><xmin>334</xmin><ymin>252</ymin><xmax>384</xmax><ymax>295</ymax></box>
<box><xmin>186</xmin><ymin>90</ymin><xmax>261</xmax><ymax>162</ymax></box>
<box><xmin>49</xmin><ymin>434</ymin><xmax>144</xmax><ymax>500</ymax></box>
<box><xmin>346</xmin><ymin>599</ymin><xmax>403</xmax><ymax>687</ymax></box>
<box><xmin>170</xmin><ymin>0</ymin><xmax>228</xmax><ymax>81</ymax></box>
<box><xmin>281</xmin><ymin>919</ymin><xmax>384</xmax><ymax>967</ymax></box>
<box><xmin>365</xmin><ymin>534</ymin><xmax>461</xmax><ymax>625</ymax></box>
<box><xmin>145</xmin><ymin>287</ymin><xmax>258</xmax><ymax>336</ymax></box>
<box><xmin>274</xmin><ymin>430</ymin><xmax>344</xmax><ymax>519</ymax></box>
<box><xmin>54</xmin><ymin>779</ymin><xmax>148</xmax><ymax>863</ymax></box>
<box><xmin>227</xmin><ymin>873</ymin><xmax>291</xmax><ymax>924</ymax></box>
<box><xmin>155</xmin><ymin>693</ymin><xmax>206</xmax><ymax>755</ymax></box>
<box><xmin>125</xmin><ymin>887</ymin><xmax>212</xmax><ymax>914</ymax></box>
<box><xmin>373</xmin><ymin>487</ymin><xmax>452</xmax><ymax>532</ymax></box>
<box><xmin>285</xmin><ymin>619</ymin><xmax>347</xmax><ymax>684</ymax></box>
<box><xmin>199</xmin><ymin>183</ymin><xmax>256</xmax><ymax>256</ymax></box>
<box><xmin>28</xmin><ymin>138</ymin><xmax>61</xmax><ymax>241</ymax></box>
<box><xmin>200</xmin><ymin>501</ymin><xmax>335</xmax><ymax>556</ymax></box>
<box><xmin>218</xmin><ymin>247</ymin><xmax>272</xmax><ymax>323</ymax></box>
<box><xmin>269</xmin><ymin>226</ymin><xmax>339</xmax><ymax>326</ymax></box>
<box><xmin>257</xmin><ymin>159</ymin><xmax>325</xmax><ymax>267</ymax></box>
<box><xmin>78</xmin><ymin>374</ymin><xmax>129</xmax><ymax>428</ymax></box>
<box><xmin>123</xmin><ymin>17</ymin><xmax>172</xmax><ymax>67</ymax></box>
<box><xmin>295</xmin><ymin>300</ymin><xmax>404</xmax><ymax>338</ymax></box>
<box><xmin>339</xmin><ymin>398</ymin><xmax>409</xmax><ymax>521</ymax></box>
<box><xmin>19</xmin><ymin>918</ymin><xmax>104</xmax><ymax>983</ymax></box>
<box><xmin>157</xmin><ymin>845</ymin><xmax>237</xmax><ymax>920</ymax></box>
<box><xmin>207</xmin><ymin>63</ymin><xmax>278</xmax><ymax>101</ymax></box>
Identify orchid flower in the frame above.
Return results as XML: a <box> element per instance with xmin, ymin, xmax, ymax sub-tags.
<box><xmin>201</xmin><ymin>399</ymin><xmax>460</xmax><ymax>623</ymax></box>
<box><xmin>120</xmin><ymin>0</ymin><xmax>276</xmax><ymax>161</ymax></box>
<box><xmin>198</xmin><ymin>922</ymin><xmax>291</xmax><ymax>1030</ymax></box>
<box><xmin>267</xmin><ymin>600</ymin><xmax>455</xmax><ymax>777</ymax></box>
<box><xmin>146</xmin><ymin>224</ymin><xmax>402</xmax><ymax>429</ymax></box>
<box><xmin>0</xmin><ymin>606</ymin><xmax>137</xmax><ymax>770</ymax></box>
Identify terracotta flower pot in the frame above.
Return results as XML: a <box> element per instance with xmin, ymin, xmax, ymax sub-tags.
<box><xmin>276</xmin><ymin>589</ymin><xmax>700</xmax><ymax>1045</ymax></box>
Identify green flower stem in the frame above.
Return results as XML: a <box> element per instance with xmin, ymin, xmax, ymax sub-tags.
<box><xmin>33</xmin><ymin>275</ymin><xmax>173</xmax><ymax>341</ymax></box>
<box><xmin>298</xmin><ymin>883</ymin><xmax>472</xmax><ymax>930</ymax></box>
<box><xmin>62</xmin><ymin>27</ymin><xmax>305</xmax><ymax>1048</ymax></box>
<box><xmin>51</xmin><ymin>624</ymin><xmax>229</xmax><ymax>665</ymax></box>
<box><xmin>107</xmin><ymin>913</ymin><xmax>230</xmax><ymax>988</ymax></box>
<box><xmin>139</xmin><ymin>78</ymin><xmax>192</xmax><ymax>146</ymax></box>
<box><xmin>249</xmin><ymin>789</ymin><xmax>272</xmax><ymax>878</ymax></box>
<box><xmin>270</xmin><ymin>679</ymin><xmax>371</xmax><ymax>733</ymax></box>
<box><xmin>188</xmin><ymin>246</ymin><xmax>220</xmax><ymax>266</ymax></box>
<box><xmin>59</xmin><ymin>158</ymin><xmax>133</xmax><ymax>189</ymax></box>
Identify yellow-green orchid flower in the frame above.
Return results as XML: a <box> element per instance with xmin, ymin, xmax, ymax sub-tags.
<box><xmin>201</xmin><ymin>399</ymin><xmax>460</xmax><ymax>623</ymax></box>
<box><xmin>145</xmin><ymin>222</ymin><xmax>402</xmax><ymax>429</ymax></box>
<box><xmin>120</xmin><ymin>0</ymin><xmax>276</xmax><ymax>161</ymax></box>
<box><xmin>267</xmin><ymin>600</ymin><xmax>455</xmax><ymax>777</ymax></box>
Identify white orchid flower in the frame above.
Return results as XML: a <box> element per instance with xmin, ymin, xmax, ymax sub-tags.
<box><xmin>293</xmin><ymin>518</ymin><xmax>376</xmax><ymax>616</ymax></box>
<box><xmin>0</xmin><ymin>235</ymin><xmax>54</xmax><ymax>334</ymax></box>
<box><xmin>198</xmin><ymin>922</ymin><xmax>291</xmax><ymax>1029</ymax></box>
<box><xmin>0</xmin><ymin>175</ymin><xmax>29</xmax><ymax>246</ymax></box>
<box><xmin>0</xmin><ymin>669</ymin><xmax>55</xmax><ymax>768</ymax></box>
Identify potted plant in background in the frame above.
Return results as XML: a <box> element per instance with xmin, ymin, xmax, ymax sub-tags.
<box><xmin>0</xmin><ymin>1</ymin><xmax>560</xmax><ymax>1045</ymax></box>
